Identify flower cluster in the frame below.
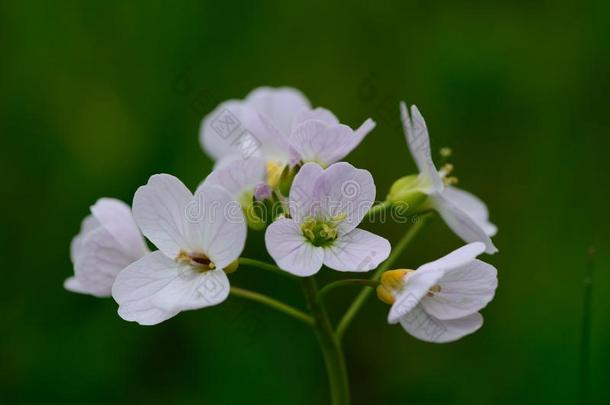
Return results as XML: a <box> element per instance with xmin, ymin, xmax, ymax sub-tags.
<box><xmin>66</xmin><ymin>86</ymin><xmax>498</xmax><ymax>344</ymax></box>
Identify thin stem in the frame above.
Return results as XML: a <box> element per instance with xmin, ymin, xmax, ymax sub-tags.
<box><xmin>238</xmin><ymin>257</ymin><xmax>296</xmax><ymax>280</ymax></box>
<box><xmin>319</xmin><ymin>279</ymin><xmax>379</xmax><ymax>298</ymax></box>
<box><xmin>230</xmin><ymin>286</ymin><xmax>313</xmax><ymax>325</ymax></box>
<box><xmin>301</xmin><ymin>277</ymin><xmax>350</xmax><ymax>405</ymax></box>
<box><xmin>365</xmin><ymin>200</ymin><xmax>392</xmax><ymax>220</ymax></box>
<box><xmin>580</xmin><ymin>247</ymin><xmax>595</xmax><ymax>405</ymax></box>
<box><xmin>336</xmin><ymin>213</ymin><xmax>432</xmax><ymax>340</ymax></box>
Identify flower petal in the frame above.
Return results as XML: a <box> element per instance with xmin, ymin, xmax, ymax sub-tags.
<box><xmin>432</xmin><ymin>193</ymin><xmax>498</xmax><ymax>254</ymax></box>
<box><xmin>72</xmin><ymin>226</ymin><xmax>141</xmax><ymax>297</ymax></box>
<box><xmin>291</xmin><ymin>107</ymin><xmax>339</xmax><ymax>129</ymax></box>
<box><xmin>200</xmin><ymin>100</ymin><xmax>290</xmax><ymax>163</ymax></box>
<box><xmin>132</xmin><ymin>174</ymin><xmax>195</xmax><ymax>258</ymax></box>
<box><xmin>289</xmin><ymin>120</ymin><xmax>358</xmax><ymax>166</ymax></box>
<box><xmin>399</xmin><ymin>306</ymin><xmax>484</xmax><ymax>343</ymax></box>
<box><xmin>245</xmin><ymin>86</ymin><xmax>311</xmax><ymax>135</ymax></box>
<box><xmin>443</xmin><ymin>186</ymin><xmax>497</xmax><ymax>236</ymax></box>
<box><xmin>190</xmin><ymin>185</ymin><xmax>247</xmax><ymax>269</ymax></box>
<box><xmin>422</xmin><ymin>259</ymin><xmax>497</xmax><ymax>320</ymax></box>
<box><xmin>112</xmin><ymin>251</ymin><xmax>230</xmax><ymax>325</ymax></box>
<box><xmin>70</xmin><ymin>214</ymin><xmax>99</xmax><ymax>263</ymax></box>
<box><xmin>91</xmin><ymin>198</ymin><xmax>149</xmax><ymax>258</ymax></box>
<box><xmin>265</xmin><ymin>218</ymin><xmax>324</xmax><ymax>276</ymax></box>
<box><xmin>201</xmin><ymin>157</ymin><xmax>266</xmax><ymax>203</ymax></box>
<box><xmin>288</xmin><ymin>162</ymin><xmax>325</xmax><ymax>223</ymax></box>
<box><xmin>388</xmin><ymin>267</ymin><xmax>445</xmax><ymax>324</ymax></box>
<box><xmin>314</xmin><ymin>162</ymin><xmax>376</xmax><ymax>233</ymax></box>
<box><xmin>400</xmin><ymin>102</ymin><xmax>443</xmax><ymax>192</ymax></box>
<box><xmin>323</xmin><ymin>228</ymin><xmax>391</xmax><ymax>272</ymax></box>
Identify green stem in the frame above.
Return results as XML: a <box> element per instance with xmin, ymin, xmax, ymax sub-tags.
<box><xmin>365</xmin><ymin>200</ymin><xmax>392</xmax><ymax>220</ymax></box>
<box><xmin>230</xmin><ymin>286</ymin><xmax>313</xmax><ymax>325</ymax></box>
<box><xmin>319</xmin><ymin>279</ymin><xmax>379</xmax><ymax>298</ymax></box>
<box><xmin>336</xmin><ymin>213</ymin><xmax>432</xmax><ymax>339</ymax></box>
<box><xmin>301</xmin><ymin>277</ymin><xmax>350</xmax><ymax>405</ymax></box>
<box><xmin>238</xmin><ymin>257</ymin><xmax>296</xmax><ymax>280</ymax></box>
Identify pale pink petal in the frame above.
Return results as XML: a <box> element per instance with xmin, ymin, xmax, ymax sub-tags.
<box><xmin>323</xmin><ymin>228</ymin><xmax>390</xmax><ymax>272</ymax></box>
<box><xmin>288</xmin><ymin>162</ymin><xmax>325</xmax><ymax>223</ymax></box>
<box><xmin>399</xmin><ymin>307</ymin><xmax>484</xmax><ymax>343</ymax></box>
<box><xmin>265</xmin><ymin>218</ymin><xmax>324</xmax><ymax>276</ymax></box>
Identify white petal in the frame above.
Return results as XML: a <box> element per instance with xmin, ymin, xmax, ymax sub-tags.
<box><xmin>191</xmin><ymin>185</ymin><xmax>247</xmax><ymax>269</ymax></box>
<box><xmin>443</xmin><ymin>186</ymin><xmax>497</xmax><ymax>236</ymax></box>
<box><xmin>200</xmin><ymin>100</ymin><xmax>290</xmax><ymax>163</ymax></box>
<box><xmin>417</xmin><ymin>242</ymin><xmax>487</xmax><ymax>274</ymax></box>
<box><xmin>352</xmin><ymin>118</ymin><xmax>376</xmax><ymax>146</ymax></box>
<box><xmin>314</xmin><ymin>162</ymin><xmax>376</xmax><ymax>233</ymax></box>
<box><xmin>400</xmin><ymin>102</ymin><xmax>443</xmax><ymax>192</ymax></box>
<box><xmin>91</xmin><ymin>198</ymin><xmax>149</xmax><ymax>258</ymax></box>
<box><xmin>199</xmin><ymin>100</ymin><xmax>247</xmax><ymax>161</ymax></box>
<box><xmin>288</xmin><ymin>162</ymin><xmax>325</xmax><ymax>223</ymax></box>
<box><xmin>388</xmin><ymin>243</ymin><xmax>485</xmax><ymax>323</ymax></box>
<box><xmin>399</xmin><ymin>307</ymin><xmax>484</xmax><ymax>343</ymax></box>
<box><xmin>422</xmin><ymin>259</ymin><xmax>497</xmax><ymax>320</ymax></box>
<box><xmin>63</xmin><ymin>277</ymin><xmax>90</xmax><ymax>295</ymax></box>
<box><xmin>388</xmin><ymin>267</ymin><xmax>445</xmax><ymax>324</ymax></box>
<box><xmin>72</xmin><ymin>226</ymin><xmax>141</xmax><ymax>297</ymax></box>
<box><xmin>323</xmin><ymin>228</ymin><xmax>391</xmax><ymax>272</ymax></box>
<box><xmin>112</xmin><ymin>251</ymin><xmax>230</xmax><ymax>325</ymax></box>
<box><xmin>432</xmin><ymin>193</ymin><xmax>498</xmax><ymax>254</ymax></box>
<box><xmin>201</xmin><ymin>157</ymin><xmax>266</xmax><ymax>203</ymax></box>
<box><xmin>291</xmin><ymin>107</ymin><xmax>339</xmax><ymax>129</ymax></box>
<box><xmin>70</xmin><ymin>214</ymin><xmax>99</xmax><ymax>263</ymax></box>
<box><xmin>265</xmin><ymin>218</ymin><xmax>324</xmax><ymax>276</ymax></box>
<box><xmin>289</xmin><ymin>120</ymin><xmax>358</xmax><ymax>166</ymax></box>
<box><xmin>132</xmin><ymin>174</ymin><xmax>195</xmax><ymax>258</ymax></box>
<box><xmin>245</xmin><ymin>86</ymin><xmax>311</xmax><ymax>135</ymax></box>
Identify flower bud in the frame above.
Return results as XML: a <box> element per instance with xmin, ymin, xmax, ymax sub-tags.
<box><xmin>386</xmin><ymin>175</ymin><xmax>428</xmax><ymax>211</ymax></box>
<box><xmin>376</xmin><ymin>269</ymin><xmax>412</xmax><ymax>304</ymax></box>
<box><xmin>254</xmin><ymin>182</ymin><xmax>272</xmax><ymax>201</ymax></box>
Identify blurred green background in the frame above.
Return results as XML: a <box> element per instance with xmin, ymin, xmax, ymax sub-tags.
<box><xmin>1</xmin><ymin>1</ymin><xmax>608</xmax><ymax>404</ymax></box>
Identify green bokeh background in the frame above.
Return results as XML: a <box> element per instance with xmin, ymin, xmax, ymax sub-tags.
<box><xmin>1</xmin><ymin>1</ymin><xmax>608</xmax><ymax>404</ymax></box>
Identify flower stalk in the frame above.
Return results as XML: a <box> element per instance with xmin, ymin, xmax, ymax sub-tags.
<box><xmin>336</xmin><ymin>213</ymin><xmax>433</xmax><ymax>339</ymax></box>
<box><xmin>301</xmin><ymin>277</ymin><xmax>350</xmax><ymax>405</ymax></box>
<box><xmin>230</xmin><ymin>286</ymin><xmax>313</xmax><ymax>325</ymax></box>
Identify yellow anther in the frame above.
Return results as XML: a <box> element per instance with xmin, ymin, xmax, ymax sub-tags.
<box><xmin>443</xmin><ymin>176</ymin><xmax>459</xmax><ymax>186</ymax></box>
<box><xmin>426</xmin><ymin>284</ymin><xmax>442</xmax><ymax>297</ymax></box>
<box><xmin>376</xmin><ymin>269</ymin><xmax>413</xmax><ymax>304</ymax></box>
<box><xmin>266</xmin><ymin>161</ymin><xmax>284</xmax><ymax>188</ymax></box>
<box><xmin>441</xmin><ymin>163</ymin><xmax>454</xmax><ymax>175</ymax></box>
<box><xmin>440</xmin><ymin>147</ymin><xmax>452</xmax><ymax>158</ymax></box>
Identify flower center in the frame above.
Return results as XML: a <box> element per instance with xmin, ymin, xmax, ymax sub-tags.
<box><xmin>301</xmin><ymin>214</ymin><xmax>346</xmax><ymax>247</ymax></box>
<box><xmin>176</xmin><ymin>251</ymin><xmax>216</xmax><ymax>272</ymax></box>
<box><xmin>266</xmin><ymin>161</ymin><xmax>285</xmax><ymax>188</ymax></box>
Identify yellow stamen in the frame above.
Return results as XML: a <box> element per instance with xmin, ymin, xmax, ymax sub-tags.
<box><xmin>376</xmin><ymin>269</ymin><xmax>413</xmax><ymax>304</ymax></box>
<box><xmin>266</xmin><ymin>161</ymin><xmax>284</xmax><ymax>188</ymax></box>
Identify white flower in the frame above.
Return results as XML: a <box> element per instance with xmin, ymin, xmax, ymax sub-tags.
<box><xmin>200</xmin><ymin>86</ymin><xmax>375</xmax><ymax>168</ymax></box>
<box><xmin>111</xmin><ymin>174</ymin><xmax>247</xmax><ymax>325</ymax></box>
<box><xmin>65</xmin><ymin>198</ymin><xmax>149</xmax><ymax>297</ymax></box>
<box><xmin>265</xmin><ymin>162</ymin><xmax>391</xmax><ymax>276</ymax></box>
<box><xmin>379</xmin><ymin>242</ymin><xmax>497</xmax><ymax>343</ymax></box>
<box><xmin>400</xmin><ymin>102</ymin><xmax>498</xmax><ymax>253</ymax></box>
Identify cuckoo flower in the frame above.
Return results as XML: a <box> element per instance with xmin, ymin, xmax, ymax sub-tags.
<box><xmin>65</xmin><ymin>198</ymin><xmax>149</xmax><ymax>297</ymax></box>
<box><xmin>377</xmin><ymin>242</ymin><xmax>497</xmax><ymax>343</ymax></box>
<box><xmin>112</xmin><ymin>174</ymin><xmax>246</xmax><ymax>325</ymax></box>
<box><xmin>200</xmin><ymin>86</ymin><xmax>375</xmax><ymax>170</ymax></box>
<box><xmin>398</xmin><ymin>102</ymin><xmax>498</xmax><ymax>253</ymax></box>
<box><xmin>265</xmin><ymin>162</ymin><xmax>391</xmax><ymax>276</ymax></box>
